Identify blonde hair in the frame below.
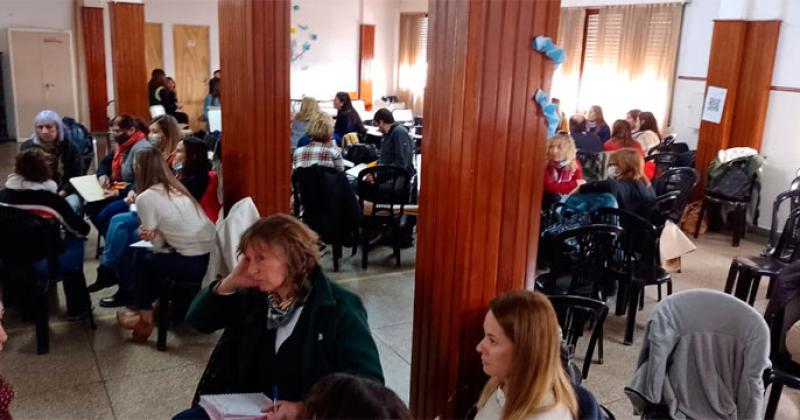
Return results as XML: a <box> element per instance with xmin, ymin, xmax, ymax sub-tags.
<box><xmin>547</xmin><ymin>133</ymin><xmax>577</xmax><ymax>173</ymax></box>
<box><xmin>295</xmin><ymin>97</ymin><xmax>321</xmax><ymax>122</ymax></box>
<box><xmin>609</xmin><ymin>148</ymin><xmax>649</xmax><ymax>185</ymax></box>
<box><xmin>306</xmin><ymin>112</ymin><xmax>334</xmax><ymax>143</ymax></box>
<box><xmin>477</xmin><ymin>291</ymin><xmax>578</xmax><ymax>420</ymax></box>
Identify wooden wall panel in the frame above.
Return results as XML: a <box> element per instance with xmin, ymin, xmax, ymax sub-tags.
<box><xmin>80</xmin><ymin>7</ymin><xmax>108</xmax><ymax>131</ymax></box>
<box><xmin>173</xmin><ymin>24</ymin><xmax>210</xmax><ymax>131</ymax></box>
<box><xmin>728</xmin><ymin>21</ymin><xmax>781</xmax><ymax>150</ymax></box>
<box><xmin>219</xmin><ymin>0</ymin><xmax>290</xmax><ymax>215</ymax></box>
<box><xmin>411</xmin><ymin>0</ymin><xmax>559</xmax><ymax>417</ymax></box>
<box><xmin>110</xmin><ymin>2</ymin><xmax>148</xmax><ymax>119</ymax></box>
<box><xmin>144</xmin><ymin>23</ymin><xmax>164</xmax><ymax>73</ymax></box>
<box><xmin>358</xmin><ymin>24</ymin><xmax>375</xmax><ymax>110</ymax></box>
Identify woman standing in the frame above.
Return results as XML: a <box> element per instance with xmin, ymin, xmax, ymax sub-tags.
<box><xmin>475</xmin><ymin>291</ymin><xmax>578</xmax><ymax>419</ymax></box>
<box><xmin>332</xmin><ymin>92</ymin><xmax>366</xmax><ymax>145</ymax></box>
<box><xmin>203</xmin><ymin>77</ymin><xmax>221</xmax><ymax>123</ymax></box>
<box><xmin>586</xmin><ymin>105</ymin><xmax>611</xmax><ymax>143</ymax></box>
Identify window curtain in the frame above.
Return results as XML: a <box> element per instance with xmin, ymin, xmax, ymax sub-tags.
<box><xmin>552</xmin><ymin>4</ymin><xmax>682</xmax><ymax>130</ymax></box>
<box><xmin>397</xmin><ymin>13</ymin><xmax>427</xmax><ymax>117</ymax></box>
<box><xmin>551</xmin><ymin>8</ymin><xmax>586</xmax><ymax>116</ymax></box>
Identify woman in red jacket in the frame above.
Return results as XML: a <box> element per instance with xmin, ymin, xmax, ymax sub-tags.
<box><xmin>543</xmin><ymin>133</ymin><xmax>584</xmax><ymax>209</ymax></box>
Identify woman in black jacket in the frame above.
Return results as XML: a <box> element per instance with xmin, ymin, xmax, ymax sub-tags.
<box><xmin>332</xmin><ymin>92</ymin><xmax>366</xmax><ymax>145</ymax></box>
<box><xmin>578</xmin><ymin>148</ymin><xmax>656</xmax><ymax>216</ymax></box>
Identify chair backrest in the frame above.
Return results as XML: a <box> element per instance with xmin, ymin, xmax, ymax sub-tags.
<box><xmin>771</xmin><ymin>207</ymin><xmax>800</xmax><ymax>263</ymax></box>
<box><xmin>653</xmin><ymin>167</ymin><xmax>698</xmax><ymax>223</ymax></box>
<box><xmin>0</xmin><ymin>204</ymin><xmax>64</xmax><ymax>264</ymax></box>
<box><xmin>545</xmin><ymin>224</ymin><xmax>623</xmax><ymax>298</ymax></box>
<box><xmin>357</xmin><ymin>166</ymin><xmax>411</xmax><ymax>215</ymax></box>
<box><xmin>576</xmin><ymin>151</ymin><xmax>603</xmax><ymax>182</ymax></box>
<box><xmin>644</xmin><ymin>191</ymin><xmax>680</xmax><ymax>231</ymax></box>
<box><xmin>549</xmin><ymin>295</ymin><xmax>608</xmax><ymax>361</ymax></box>
<box><xmin>293</xmin><ymin>165</ymin><xmax>360</xmax><ymax>244</ymax></box>
<box><xmin>647</xmin><ymin>134</ymin><xmax>677</xmax><ymax>156</ymax></box>
<box><xmin>593</xmin><ymin>207</ymin><xmax>660</xmax><ymax>279</ymax></box>
<box><xmin>644</xmin><ymin>152</ymin><xmax>681</xmax><ymax>179</ymax></box>
<box><xmin>766</xmin><ymin>190</ymin><xmax>800</xmax><ymax>258</ymax></box>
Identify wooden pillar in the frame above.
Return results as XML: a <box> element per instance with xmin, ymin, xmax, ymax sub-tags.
<box><xmin>358</xmin><ymin>24</ymin><xmax>375</xmax><ymax>110</ymax></box>
<box><xmin>694</xmin><ymin>19</ymin><xmax>780</xmax><ymax>195</ymax></box>
<box><xmin>80</xmin><ymin>6</ymin><xmax>109</xmax><ymax>132</ymax></box>
<box><xmin>109</xmin><ymin>2</ymin><xmax>148</xmax><ymax>119</ymax></box>
<box><xmin>411</xmin><ymin>0</ymin><xmax>560</xmax><ymax>418</ymax></box>
<box><xmin>218</xmin><ymin>0</ymin><xmax>291</xmax><ymax>215</ymax></box>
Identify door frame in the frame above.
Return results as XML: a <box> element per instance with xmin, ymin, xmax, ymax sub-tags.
<box><xmin>7</xmin><ymin>28</ymin><xmax>80</xmax><ymax>141</ymax></box>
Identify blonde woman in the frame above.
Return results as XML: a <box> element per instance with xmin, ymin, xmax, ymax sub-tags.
<box><xmin>292</xmin><ymin>113</ymin><xmax>344</xmax><ymax>171</ymax></box>
<box><xmin>148</xmin><ymin>114</ymin><xmax>182</xmax><ymax>165</ymax></box>
<box><xmin>292</xmin><ymin>97</ymin><xmax>321</xmax><ymax>150</ymax></box>
<box><xmin>475</xmin><ymin>291</ymin><xmax>578</xmax><ymax>419</ymax></box>
<box><xmin>543</xmin><ymin>133</ymin><xmax>583</xmax><ymax>209</ymax></box>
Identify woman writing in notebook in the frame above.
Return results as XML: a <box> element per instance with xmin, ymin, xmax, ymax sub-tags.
<box><xmin>175</xmin><ymin>215</ymin><xmax>383</xmax><ymax>420</ymax></box>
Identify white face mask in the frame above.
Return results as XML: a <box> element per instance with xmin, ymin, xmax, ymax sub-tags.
<box><xmin>148</xmin><ymin>133</ymin><xmax>162</xmax><ymax>147</ymax></box>
<box><xmin>606</xmin><ymin>165</ymin><xmax>620</xmax><ymax>179</ymax></box>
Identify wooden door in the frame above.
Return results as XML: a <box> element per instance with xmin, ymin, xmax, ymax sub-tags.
<box><xmin>173</xmin><ymin>24</ymin><xmax>210</xmax><ymax>131</ymax></box>
<box><xmin>145</xmin><ymin>23</ymin><xmax>164</xmax><ymax>73</ymax></box>
<box><xmin>41</xmin><ymin>32</ymin><xmax>78</xmax><ymax>118</ymax></box>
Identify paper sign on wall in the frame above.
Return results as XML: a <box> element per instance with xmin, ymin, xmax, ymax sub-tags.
<box><xmin>702</xmin><ymin>86</ymin><xmax>728</xmax><ymax>124</ymax></box>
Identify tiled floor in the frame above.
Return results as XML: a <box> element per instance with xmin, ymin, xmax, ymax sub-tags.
<box><xmin>1</xmin><ymin>139</ymin><xmax>799</xmax><ymax>418</ymax></box>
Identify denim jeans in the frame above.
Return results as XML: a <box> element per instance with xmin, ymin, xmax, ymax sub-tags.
<box><xmin>31</xmin><ymin>236</ymin><xmax>90</xmax><ymax>314</ymax></box>
<box><xmin>31</xmin><ymin>236</ymin><xmax>85</xmax><ymax>277</ymax></box>
<box><xmin>87</xmin><ymin>198</ymin><xmax>128</xmax><ymax>237</ymax></box>
<box><xmin>100</xmin><ymin>211</ymin><xmax>141</xmax><ymax>268</ymax></box>
<box><xmin>133</xmin><ymin>250</ymin><xmax>210</xmax><ymax>310</ymax></box>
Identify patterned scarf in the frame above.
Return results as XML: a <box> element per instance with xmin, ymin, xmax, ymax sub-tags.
<box><xmin>265</xmin><ymin>292</ymin><xmax>298</xmax><ymax>330</ymax></box>
<box><xmin>112</xmin><ymin>131</ymin><xmax>146</xmax><ymax>180</ymax></box>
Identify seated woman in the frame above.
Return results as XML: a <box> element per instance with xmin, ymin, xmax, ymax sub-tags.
<box><xmin>587</xmin><ymin>105</ymin><xmax>611</xmax><ymax>143</ymax></box>
<box><xmin>578</xmin><ymin>148</ymin><xmax>656</xmax><ymax>217</ymax></box>
<box><xmin>634</xmin><ymin>111</ymin><xmax>662</xmax><ymax>153</ymax></box>
<box><xmin>164</xmin><ymin>77</ymin><xmax>190</xmax><ymax>125</ymax></box>
<box><xmin>291</xmin><ymin>97</ymin><xmax>319</xmax><ymax>150</ymax></box>
<box><xmin>115</xmin><ymin>148</ymin><xmax>214</xmax><ymax>341</ymax></box>
<box><xmin>0</xmin><ymin>149</ymin><xmax>92</xmax><ymax>320</ymax></box>
<box><xmin>332</xmin><ymin>92</ymin><xmax>366</xmax><ymax>145</ymax></box>
<box><xmin>178</xmin><ymin>137</ymin><xmax>221</xmax><ymax>222</ymax></box>
<box><xmin>303</xmin><ymin>373</ymin><xmax>410</xmax><ymax>419</ymax></box>
<box><xmin>543</xmin><ymin>133</ymin><xmax>584</xmax><ymax>209</ymax></box>
<box><xmin>149</xmin><ymin>114</ymin><xmax>182</xmax><ymax>165</ymax></box>
<box><xmin>86</xmin><ymin>115</ymin><xmax>153</xmax><ymax>237</ymax></box>
<box><xmin>475</xmin><ymin>291</ymin><xmax>578</xmax><ymax>419</ymax></box>
<box><xmin>174</xmin><ymin>215</ymin><xmax>383</xmax><ymax>419</ymax></box>
<box><xmin>603</xmin><ymin>120</ymin><xmax>643</xmax><ymax>154</ymax></box>
<box><xmin>292</xmin><ymin>113</ymin><xmax>344</xmax><ymax>171</ymax></box>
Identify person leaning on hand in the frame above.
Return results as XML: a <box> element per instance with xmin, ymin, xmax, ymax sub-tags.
<box><xmin>174</xmin><ymin>214</ymin><xmax>383</xmax><ymax>420</ymax></box>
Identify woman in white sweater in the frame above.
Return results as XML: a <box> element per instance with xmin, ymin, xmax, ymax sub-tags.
<box><xmin>117</xmin><ymin>148</ymin><xmax>214</xmax><ymax>342</ymax></box>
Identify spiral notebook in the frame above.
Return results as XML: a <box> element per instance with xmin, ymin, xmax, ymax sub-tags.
<box><xmin>198</xmin><ymin>393</ymin><xmax>272</xmax><ymax>420</ymax></box>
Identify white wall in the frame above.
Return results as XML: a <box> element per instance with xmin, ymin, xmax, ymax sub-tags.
<box><xmin>668</xmin><ymin>0</ymin><xmax>800</xmax><ymax>230</ymax></box>
<box><xmin>399</xmin><ymin>0</ymin><xmax>427</xmax><ymax>13</ymax></box>
<box><xmin>0</xmin><ymin>0</ymin><xmax>75</xmax><ymax>138</ymax></box>
<box><xmin>363</xmin><ymin>0</ymin><xmax>400</xmax><ymax>101</ymax></box>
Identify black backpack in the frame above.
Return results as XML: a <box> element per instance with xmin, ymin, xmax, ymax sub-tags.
<box><xmin>344</xmin><ymin>144</ymin><xmax>378</xmax><ymax>165</ymax></box>
<box><xmin>62</xmin><ymin>117</ymin><xmax>94</xmax><ymax>172</ymax></box>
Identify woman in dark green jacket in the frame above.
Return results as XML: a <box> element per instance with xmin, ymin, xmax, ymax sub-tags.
<box><xmin>176</xmin><ymin>214</ymin><xmax>383</xmax><ymax>420</ymax></box>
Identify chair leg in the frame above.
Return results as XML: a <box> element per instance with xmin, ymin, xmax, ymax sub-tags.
<box><xmin>638</xmin><ymin>285</ymin><xmax>645</xmax><ymax>310</ymax></box>
<box><xmin>361</xmin><ymin>226</ymin><xmax>369</xmax><ymax>269</ymax></box>
<box><xmin>394</xmin><ymin>220</ymin><xmax>401</xmax><ymax>267</ymax></box>
<box><xmin>35</xmin><ymin>280</ymin><xmax>50</xmax><ymax>355</ymax></box>
<box><xmin>765</xmin><ymin>381</ymin><xmax>784</xmax><ymax>420</ymax></box>
<box><xmin>657</xmin><ymin>284</ymin><xmax>662</xmax><ymax>302</ymax></box>
<box><xmin>732</xmin><ymin>207</ymin><xmax>744</xmax><ymax>247</ymax></box>
<box><xmin>725</xmin><ymin>261</ymin><xmax>739</xmax><ymax>294</ymax></box>
<box><xmin>693</xmin><ymin>199</ymin><xmax>706</xmax><ymax>239</ymax></box>
<box><xmin>666</xmin><ymin>279</ymin><xmax>673</xmax><ymax>296</ymax></box>
<box><xmin>598</xmin><ymin>326</ymin><xmax>604</xmax><ymax>364</ymax></box>
<box><xmin>333</xmin><ymin>244</ymin><xmax>341</xmax><ymax>272</ymax></box>
<box><xmin>748</xmin><ymin>274</ymin><xmax>762</xmax><ymax>306</ymax></box>
<box><xmin>734</xmin><ymin>269</ymin><xmax>753</xmax><ymax>304</ymax></box>
<box><xmin>624</xmin><ymin>282</ymin><xmax>641</xmax><ymax>345</ymax></box>
<box><xmin>156</xmin><ymin>288</ymin><xmax>171</xmax><ymax>351</ymax></box>
<box><xmin>614</xmin><ymin>281</ymin><xmax>628</xmax><ymax>316</ymax></box>
<box><xmin>767</xmin><ymin>274</ymin><xmax>776</xmax><ymax>299</ymax></box>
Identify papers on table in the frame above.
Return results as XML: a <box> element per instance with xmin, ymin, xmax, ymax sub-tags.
<box><xmin>198</xmin><ymin>393</ymin><xmax>273</xmax><ymax>420</ymax></box>
<box><xmin>69</xmin><ymin>175</ymin><xmax>107</xmax><ymax>202</ymax></box>
<box><xmin>130</xmin><ymin>240</ymin><xmax>153</xmax><ymax>249</ymax></box>
<box><xmin>342</xmin><ymin>159</ymin><xmax>355</xmax><ymax>169</ymax></box>
<box><xmin>346</xmin><ymin>163</ymin><xmax>368</xmax><ymax>178</ymax></box>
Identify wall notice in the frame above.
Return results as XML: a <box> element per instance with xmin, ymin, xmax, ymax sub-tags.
<box><xmin>702</xmin><ymin>86</ymin><xmax>728</xmax><ymax>124</ymax></box>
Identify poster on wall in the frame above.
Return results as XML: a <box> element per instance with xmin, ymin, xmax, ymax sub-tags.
<box><xmin>701</xmin><ymin>86</ymin><xmax>728</xmax><ymax>124</ymax></box>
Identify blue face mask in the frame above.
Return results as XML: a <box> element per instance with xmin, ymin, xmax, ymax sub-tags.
<box><xmin>556</xmin><ymin>158</ymin><xmax>568</xmax><ymax>167</ymax></box>
<box><xmin>172</xmin><ymin>162</ymin><xmax>183</xmax><ymax>173</ymax></box>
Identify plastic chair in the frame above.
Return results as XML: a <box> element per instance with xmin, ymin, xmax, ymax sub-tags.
<box><xmin>763</xmin><ymin>181</ymin><xmax>800</xmax><ymax>258</ymax></box>
<box><xmin>646</xmin><ymin>133</ymin><xmax>677</xmax><ymax>156</ymax></box>
<box><xmin>726</xmin><ymin>207</ymin><xmax>800</xmax><ymax>306</ymax></box>
<box><xmin>644</xmin><ymin>152</ymin><xmax>680</xmax><ymax>179</ymax></box>
<box><xmin>652</xmin><ymin>167</ymin><xmax>698</xmax><ymax>223</ymax></box>
<box><xmin>576</xmin><ymin>151</ymin><xmax>603</xmax><ymax>182</ymax></box>
<box><xmin>693</xmin><ymin>159</ymin><xmax>759</xmax><ymax>247</ymax></box>
<box><xmin>548</xmin><ymin>295</ymin><xmax>609</xmax><ymax>380</ymax></box>
<box><xmin>357</xmin><ymin>166</ymin><xmax>411</xmax><ymax>268</ymax></box>
<box><xmin>156</xmin><ymin>277</ymin><xmax>202</xmax><ymax>351</ymax></box>
<box><xmin>764</xmin><ymin>298</ymin><xmax>800</xmax><ymax>419</ymax></box>
<box><xmin>644</xmin><ymin>191</ymin><xmax>681</xmax><ymax>232</ymax></box>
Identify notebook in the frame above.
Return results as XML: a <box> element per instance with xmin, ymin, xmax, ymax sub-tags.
<box><xmin>198</xmin><ymin>393</ymin><xmax>272</xmax><ymax>420</ymax></box>
<box><xmin>69</xmin><ymin>175</ymin><xmax>106</xmax><ymax>202</ymax></box>
<box><xmin>346</xmin><ymin>163</ymin><xmax>368</xmax><ymax>178</ymax></box>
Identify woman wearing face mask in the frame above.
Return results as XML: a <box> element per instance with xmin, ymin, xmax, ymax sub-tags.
<box><xmin>174</xmin><ymin>215</ymin><xmax>383</xmax><ymax>420</ymax></box>
<box><xmin>148</xmin><ymin>114</ymin><xmax>182</xmax><ymax>164</ymax></box>
<box><xmin>586</xmin><ymin>105</ymin><xmax>610</xmax><ymax>143</ymax></box>
<box><xmin>474</xmin><ymin>291</ymin><xmax>578</xmax><ymax>419</ymax></box>
<box><xmin>543</xmin><ymin>133</ymin><xmax>584</xmax><ymax>210</ymax></box>
<box><xmin>578</xmin><ymin>148</ymin><xmax>655</xmax><ymax>217</ymax></box>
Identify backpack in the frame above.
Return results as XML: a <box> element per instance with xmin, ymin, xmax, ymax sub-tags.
<box><xmin>62</xmin><ymin>117</ymin><xmax>94</xmax><ymax>172</ymax></box>
<box><xmin>344</xmin><ymin>144</ymin><xmax>378</xmax><ymax>165</ymax></box>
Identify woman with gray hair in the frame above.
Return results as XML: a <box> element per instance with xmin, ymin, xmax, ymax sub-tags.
<box><xmin>19</xmin><ymin>110</ymin><xmax>83</xmax><ymax>203</ymax></box>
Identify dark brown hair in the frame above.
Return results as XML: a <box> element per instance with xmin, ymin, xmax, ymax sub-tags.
<box><xmin>611</xmin><ymin>119</ymin><xmax>635</xmax><ymax>148</ymax></box>
<box><xmin>148</xmin><ymin>68</ymin><xmax>166</xmax><ymax>91</ymax></box>
<box><xmin>589</xmin><ymin>105</ymin><xmax>606</xmax><ymax>127</ymax></box>
<box><xmin>14</xmin><ymin>149</ymin><xmax>52</xmax><ymax>183</ymax></box>
<box><xmin>304</xmin><ymin>373</ymin><xmax>412</xmax><ymax>419</ymax></box>
<box><xmin>111</xmin><ymin>114</ymin><xmax>138</xmax><ymax>132</ymax></box>
<box><xmin>238</xmin><ymin>214</ymin><xmax>319</xmax><ymax>304</ymax></box>
<box><xmin>627</xmin><ymin>109</ymin><xmax>641</xmax><ymax>125</ymax></box>
<box><xmin>637</xmin><ymin>111</ymin><xmax>661</xmax><ymax>140</ymax></box>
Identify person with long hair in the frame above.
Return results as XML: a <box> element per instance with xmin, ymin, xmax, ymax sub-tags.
<box><xmin>203</xmin><ymin>77</ymin><xmax>221</xmax><ymax>122</ymax></box>
<box><xmin>148</xmin><ymin>69</ymin><xmax>167</xmax><ymax>106</ymax></box>
<box><xmin>586</xmin><ymin>105</ymin><xmax>610</xmax><ymax>143</ymax></box>
<box><xmin>293</xmin><ymin>113</ymin><xmax>344</xmax><ymax>171</ymax></box>
<box><xmin>475</xmin><ymin>291</ymin><xmax>578</xmax><ymax>419</ymax></box>
<box><xmin>333</xmin><ymin>91</ymin><xmax>366</xmax><ymax>145</ymax></box>
<box><xmin>603</xmin><ymin>120</ymin><xmax>642</xmax><ymax>153</ymax></box>
<box><xmin>543</xmin><ymin>133</ymin><xmax>584</xmax><ymax>209</ymax></box>
<box><xmin>303</xmin><ymin>373</ymin><xmax>411</xmax><ymax>419</ymax></box>
<box><xmin>116</xmin><ymin>148</ymin><xmax>214</xmax><ymax>342</ymax></box>
<box><xmin>635</xmin><ymin>111</ymin><xmax>662</xmax><ymax>152</ymax></box>
<box><xmin>148</xmin><ymin>114</ymin><xmax>182</xmax><ymax>164</ymax></box>
<box><xmin>578</xmin><ymin>148</ymin><xmax>656</xmax><ymax>216</ymax></box>
<box><xmin>173</xmin><ymin>215</ymin><xmax>383</xmax><ymax>419</ymax></box>
<box><xmin>626</xmin><ymin>109</ymin><xmax>641</xmax><ymax>135</ymax></box>
<box><xmin>291</xmin><ymin>97</ymin><xmax>321</xmax><ymax>150</ymax></box>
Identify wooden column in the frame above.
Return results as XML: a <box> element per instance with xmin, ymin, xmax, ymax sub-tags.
<box><xmin>80</xmin><ymin>7</ymin><xmax>109</xmax><ymax>132</ymax></box>
<box><xmin>109</xmin><ymin>2</ymin><xmax>148</xmax><ymax>119</ymax></box>
<box><xmin>218</xmin><ymin>0</ymin><xmax>291</xmax><ymax>215</ymax></box>
<box><xmin>411</xmin><ymin>0</ymin><xmax>560</xmax><ymax>418</ymax></box>
<box><xmin>694</xmin><ymin>19</ymin><xmax>780</xmax><ymax>195</ymax></box>
<box><xmin>358</xmin><ymin>24</ymin><xmax>375</xmax><ymax>110</ymax></box>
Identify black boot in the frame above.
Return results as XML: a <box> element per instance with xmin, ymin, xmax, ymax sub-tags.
<box><xmin>62</xmin><ymin>271</ymin><xmax>92</xmax><ymax>320</ymax></box>
<box><xmin>99</xmin><ymin>289</ymin><xmax>134</xmax><ymax>308</ymax></box>
<box><xmin>87</xmin><ymin>264</ymin><xmax>118</xmax><ymax>293</ymax></box>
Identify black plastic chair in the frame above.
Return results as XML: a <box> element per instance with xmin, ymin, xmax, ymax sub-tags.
<box><xmin>644</xmin><ymin>191</ymin><xmax>681</xmax><ymax>232</ymax></box>
<box><xmin>576</xmin><ymin>151</ymin><xmax>603</xmax><ymax>182</ymax></box>
<box><xmin>764</xmin><ymin>304</ymin><xmax>800</xmax><ymax>419</ymax></box>
<box><xmin>644</xmin><ymin>152</ymin><xmax>680</xmax><ymax>179</ymax></box>
<box><xmin>357</xmin><ymin>166</ymin><xmax>411</xmax><ymax>268</ymax></box>
<box><xmin>726</xmin><ymin>207</ymin><xmax>800</xmax><ymax>306</ymax></box>
<box><xmin>693</xmin><ymin>159</ymin><xmax>759</xmax><ymax>247</ymax></box>
<box><xmin>156</xmin><ymin>278</ymin><xmax>202</xmax><ymax>351</ymax></box>
<box><xmin>652</xmin><ymin>167</ymin><xmax>699</xmax><ymax>224</ymax></box>
<box><xmin>763</xmin><ymin>184</ymin><xmax>800</xmax><ymax>258</ymax></box>
<box><xmin>548</xmin><ymin>295</ymin><xmax>609</xmax><ymax>380</ymax></box>
<box><xmin>646</xmin><ymin>134</ymin><xmax>677</xmax><ymax>156</ymax></box>
<box><xmin>593</xmin><ymin>208</ymin><xmax>671</xmax><ymax>345</ymax></box>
